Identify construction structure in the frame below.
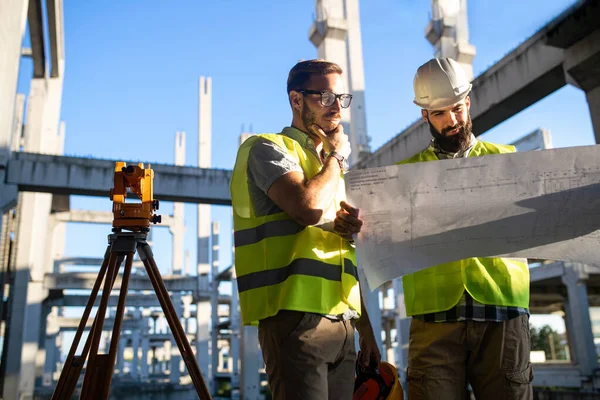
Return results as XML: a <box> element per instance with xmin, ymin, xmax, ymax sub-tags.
<box><xmin>1</xmin><ymin>0</ymin><xmax>600</xmax><ymax>399</ymax></box>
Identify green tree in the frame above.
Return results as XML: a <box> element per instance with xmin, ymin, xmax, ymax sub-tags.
<box><xmin>530</xmin><ymin>324</ymin><xmax>568</xmax><ymax>361</ymax></box>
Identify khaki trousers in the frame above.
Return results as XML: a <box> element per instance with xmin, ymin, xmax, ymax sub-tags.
<box><xmin>407</xmin><ymin>315</ymin><xmax>533</xmax><ymax>400</ymax></box>
<box><xmin>258</xmin><ymin>310</ymin><xmax>356</xmax><ymax>400</ymax></box>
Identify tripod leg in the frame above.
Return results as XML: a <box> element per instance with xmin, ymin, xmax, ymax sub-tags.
<box><xmin>79</xmin><ymin>249</ymin><xmax>127</xmax><ymax>399</ymax></box>
<box><xmin>51</xmin><ymin>247</ymin><xmax>114</xmax><ymax>400</ymax></box>
<box><xmin>92</xmin><ymin>251</ymin><xmax>134</xmax><ymax>399</ymax></box>
<box><xmin>138</xmin><ymin>242</ymin><xmax>212</xmax><ymax>400</ymax></box>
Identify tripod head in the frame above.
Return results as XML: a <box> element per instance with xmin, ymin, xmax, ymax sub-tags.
<box><xmin>109</xmin><ymin>162</ymin><xmax>161</xmax><ymax>231</ymax></box>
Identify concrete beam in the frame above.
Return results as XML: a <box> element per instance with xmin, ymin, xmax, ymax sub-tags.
<box><xmin>532</xmin><ymin>364</ymin><xmax>596</xmax><ymax>388</ymax></box>
<box><xmin>27</xmin><ymin>0</ymin><xmax>45</xmax><ymax>78</ymax></box>
<box><xmin>354</xmin><ymin>3</ymin><xmax>588</xmax><ymax>168</ymax></box>
<box><xmin>6</xmin><ymin>152</ymin><xmax>232</xmax><ymax>205</ymax></box>
<box><xmin>43</xmin><ymin>272</ymin><xmax>210</xmax><ymax>293</ymax></box>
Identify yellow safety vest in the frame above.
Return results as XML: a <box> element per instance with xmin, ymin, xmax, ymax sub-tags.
<box><xmin>230</xmin><ymin>131</ymin><xmax>361</xmax><ymax>326</ymax></box>
<box><xmin>397</xmin><ymin>140</ymin><xmax>530</xmax><ymax>316</ymax></box>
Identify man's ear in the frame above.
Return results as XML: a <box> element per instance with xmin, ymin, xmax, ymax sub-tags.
<box><xmin>465</xmin><ymin>95</ymin><xmax>471</xmax><ymax>111</ymax></box>
<box><xmin>290</xmin><ymin>91</ymin><xmax>303</xmax><ymax>112</ymax></box>
<box><xmin>421</xmin><ymin>109</ymin><xmax>429</xmax><ymax>123</ymax></box>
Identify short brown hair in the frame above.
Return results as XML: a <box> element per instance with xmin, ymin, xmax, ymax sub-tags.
<box><xmin>286</xmin><ymin>59</ymin><xmax>343</xmax><ymax>94</ymax></box>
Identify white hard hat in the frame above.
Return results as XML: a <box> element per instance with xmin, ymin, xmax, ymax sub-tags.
<box><xmin>413</xmin><ymin>58</ymin><xmax>472</xmax><ymax>110</ymax></box>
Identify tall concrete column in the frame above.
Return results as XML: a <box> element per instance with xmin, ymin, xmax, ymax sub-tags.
<box><xmin>210</xmin><ymin>221</ymin><xmax>220</xmax><ymax>394</ymax></box>
<box><xmin>0</xmin><ymin>0</ymin><xmax>28</xmax><ymax>212</ymax></box>
<box><xmin>392</xmin><ymin>278</ymin><xmax>409</xmax><ymax>386</ymax></box>
<box><xmin>561</xmin><ymin>264</ymin><xmax>598</xmax><ymax>378</ymax></box>
<box><xmin>240</xmin><ymin>326</ymin><xmax>260</xmax><ymax>400</ymax></box>
<box><xmin>116</xmin><ymin>336</ymin><xmax>126</xmax><ymax>375</ymax></box>
<box><xmin>42</xmin><ymin>308</ymin><xmax>59</xmax><ymax>387</ymax></box>
<box><xmin>426</xmin><ymin>0</ymin><xmax>476</xmax><ymax>80</ymax></box>
<box><xmin>230</xmin><ymin>273</ymin><xmax>241</xmax><ymax>398</ymax></box>
<box><xmin>356</xmin><ymin>267</ymin><xmax>383</xmax><ymax>356</ymax></box>
<box><xmin>171</xmin><ymin>131</ymin><xmax>186</xmax><ymax>274</ymax></box>
<box><xmin>197</xmin><ymin>76</ymin><xmax>212</xmax><ymax>379</ymax></box>
<box><xmin>4</xmin><ymin>0</ymin><xmax>66</xmax><ymax>394</ymax></box>
<box><xmin>344</xmin><ymin>0</ymin><xmax>371</xmax><ymax>163</ymax></box>
<box><xmin>140</xmin><ymin>322</ymin><xmax>150</xmax><ymax>381</ymax></box>
<box><xmin>586</xmin><ymin>86</ymin><xmax>600</xmax><ymax>143</ymax></box>
<box><xmin>130</xmin><ymin>328</ymin><xmax>141</xmax><ymax>380</ymax></box>
<box><xmin>562</xmin><ymin>29</ymin><xmax>600</xmax><ymax>143</ymax></box>
<box><xmin>309</xmin><ymin>0</ymin><xmax>372</xmax><ymax>166</ymax></box>
<box><xmin>309</xmin><ymin>0</ymin><xmax>352</xmax><ymax>157</ymax></box>
<box><xmin>170</xmin><ymin>295</ymin><xmax>182</xmax><ymax>384</ymax></box>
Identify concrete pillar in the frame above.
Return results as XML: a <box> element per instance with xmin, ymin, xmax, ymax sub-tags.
<box><xmin>356</xmin><ymin>267</ymin><xmax>383</xmax><ymax>357</ymax></box>
<box><xmin>309</xmin><ymin>0</ymin><xmax>373</xmax><ymax>165</ymax></box>
<box><xmin>182</xmin><ymin>295</ymin><xmax>193</xmax><ymax>333</ymax></box>
<box><xmin>210</xmin><ymin>221</ymin><xmax>220</xmax><ymax>395</ymax></box>
<box><xmin>344</xmin><ymin>0</ymin><xmax>371</xmax><ymax>163</ymax></box>
<box><xmin>116</xmin><ymin>336</ymin><xmax>126</xmax><ymax>375</ymax></box>
<box><xmin>196</xmin><ymin>301</ymin><xmax>211</xmax><ymax>388</ymax></box>
<box><xmin>170</xmin><ymin>294</ymin><xmax>182</xmax><ymax>384</ymax></box>
<box><xmin>585</xmin><ymin>85</ymin><xmax>600</xmax><ymax>144</ymax></box>
<box><xmin>140</xmin><ymin>322</ymin><xmax>150</xmax><ymax>381</ymax></box>
<box><xmin>4</xmin><ymin>5</ymin><xmax>66</xmax><ymax>388</ymax></box>
<box><xmin>197</xmin><ymin>77</ymin><xmax>212</xmax><ymax>276</ymax></box>
<box><xmin>196</xmin><ymin>76</ymin><xmax>212</xmax><ymax>383</ymax></box>
<box><xmin>230</xmin><ymin>273</ymin><xmax>241</xmax><ymax>397</ymax></box>
<box><xmin>240</xmin><ymin>326</ymin><xmax>261</xmax><ymax>400</ymax></box>
<box><xmin>562</xmin><ymin>29</ymin><xmax>600</xmax><ymax>143</ymax></box>
<box><xmin>426</xmin><ymin>0</ymin><xmax>476</xmax><ymax>80</ymax></box>
<box><xmin>392</xmin><ymin>278</ymin><xmax>409</xmax><ymax>386</ymax></box>
<box><xmin>0</xmin><ymin>0</ymin><xmax>28</xmax><ymax>212</ymax></box>
<box><xmin>42</xmin><ymin>308</ymin><xmax>59</xmax><ymax>387</ymax></box>
<box><xmin>171</xmin><ymin>131</ymin><xmax>186</xmax><ymax>275</ymax></box>
<box><xmin>309</xmin><ymin>0</ymin><xmax>352</xmax><ymax>160</ymax></box>
<box><xmin>561</xmin><ymin>264</ymin><xmax>598</xmax><ymax>378</ymax></box>
<box><xmin>131</xmin><ymin>330</ymin><xmax>140</xmax><ymax>380</ymax></box>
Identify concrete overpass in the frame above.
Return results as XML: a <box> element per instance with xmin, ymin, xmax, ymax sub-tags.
<box><xmin>355</xmin><ymin>0</ymin><xmax>600</xmax><ymax>169</ymax></box>
<box><xmin>5</xmin><ymin>152</ymin><xmax>232</xmax><ymax>205</ymax></box>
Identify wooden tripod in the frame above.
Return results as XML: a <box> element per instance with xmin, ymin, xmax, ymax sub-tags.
<box><xmin>51</xmin><ymin>229</ymin><xmax>212</xmax><ymax>399</ymax></box>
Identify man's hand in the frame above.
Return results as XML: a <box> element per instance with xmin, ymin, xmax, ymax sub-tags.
<box><xmin>334</xmin><ymin>201</ymin><xmax>362</xmax><ymax>241</ymax></box>
<box><xmin>357</xmin><ymin>330</ymin><xmax>382</xmax><ymax>369</ymax></box>
<box><xmin>312</xmin><ymin>124</ymin><xmax>351</xmax><ymax>160</ymax></box>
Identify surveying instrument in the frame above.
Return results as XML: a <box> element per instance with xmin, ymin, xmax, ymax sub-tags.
<box><xmin>51</xmin><ymin>162</ymin><xmax>212</xmax><ymax>399</ymax></box>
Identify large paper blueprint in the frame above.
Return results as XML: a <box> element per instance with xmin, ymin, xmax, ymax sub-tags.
<box><xmin>345</xmin><ymin>145</ymin><xmax>600</xmax><ymax>289</ymax></box>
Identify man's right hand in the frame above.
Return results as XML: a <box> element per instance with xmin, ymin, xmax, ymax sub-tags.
<box><xmin>312</xmin><ymin>124</ymin><xmax>351</xmax><ymax>160</ymax></box>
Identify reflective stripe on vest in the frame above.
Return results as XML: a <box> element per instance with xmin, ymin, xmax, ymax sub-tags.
<box><xmin>397</xmin><ymin>141</ymin><xmax>530</xmax><ymax>316</ymax></box>
<box><xmin>237</xmin><ymin>258</ymin><xmax>358</xmax><ymax>293</ymax></box>
<box><xmin>231</xmin><ymin>131</ymin><xmax>361</xmax><ymax>325</ymax></box>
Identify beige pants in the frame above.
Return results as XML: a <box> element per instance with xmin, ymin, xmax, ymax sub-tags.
<box><xmin>407</xmin><ymin>315</ymin><xmax>533</xmax><ymax>400</ymax></box>
<box><xmin>258</xmin><ymin>310</ymin><xmax>356</xmax><ymax>400</ymax></box>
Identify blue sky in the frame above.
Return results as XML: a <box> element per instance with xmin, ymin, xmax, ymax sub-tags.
<box><xmin>17</xmin><ymin>0</ymin><xmax>593</xmax><ymax>333</ymax></box>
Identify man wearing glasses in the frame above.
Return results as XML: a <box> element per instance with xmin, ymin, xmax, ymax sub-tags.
<box><xmin>230</xmin><ymin>59</ymin><xmax>380</xmax><ymax>400</ymax></box>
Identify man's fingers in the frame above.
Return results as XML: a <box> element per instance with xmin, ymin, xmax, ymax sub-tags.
<box><xmin>340</xmin><ymin>200</ymin><xmax>359</xmax><ymax>217</ymax></box>
<box><xmin>311</xmin><ymin>124</ymin><xmax>328</xmax><ymax>140</ymax></box>
<box><xmin>336</xmin><ymin>209</ymin><xmax>362</xmax><ymax>230</ymax></box>
<box><xmin>335</xmin><ymin>216</ymin><xmax>362</xmax><ymax>232</ymax></box>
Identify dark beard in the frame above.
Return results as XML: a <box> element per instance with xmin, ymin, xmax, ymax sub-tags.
<box><xmin>429</xmin><ymin>116</ymin><xmax>473</xmax><ymax>153</ymax></box>
<box><xmin>301</xmin><ymin>107</ymin><xmax>318</xmax><ymax>134</ymax></box>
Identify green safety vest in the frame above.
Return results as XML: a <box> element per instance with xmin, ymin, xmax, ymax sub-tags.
<box><xmin>397</xmin><ymin>141</ymin><xmax>530</xmax><ymax>316</ymax></box>
<box><xmin>230</xmin><ymin>132</ymin><xmax>361</xmax><ymax>326</ymax></box>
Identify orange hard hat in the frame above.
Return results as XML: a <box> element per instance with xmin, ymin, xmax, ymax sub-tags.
<box><xmin>353</xmin><ymin>358</ymin><xmax>403</xmax><ymax>400</ymax></box>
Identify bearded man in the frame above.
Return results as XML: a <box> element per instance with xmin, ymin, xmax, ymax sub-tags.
<box><xmin>398</xmin><ymin>58</ymin><xmax>533</xmax><ymax>400</ymax></box>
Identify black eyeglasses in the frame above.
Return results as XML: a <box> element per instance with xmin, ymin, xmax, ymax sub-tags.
<box><xmin>298</xmin><ymin>89</ymin><xmax>353</xmax><ymax>108</ymax></box>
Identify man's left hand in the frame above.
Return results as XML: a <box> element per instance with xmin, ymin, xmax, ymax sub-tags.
<box><xmin>357</xmin><ymin>329</ymin><xmax>381</xmax><ymax>369</ymax></box>
<box><xmin>334</xmin><ymin>201</ymin><xmax>363</xmax><ymax>241</ymax></box>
